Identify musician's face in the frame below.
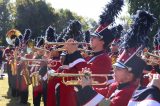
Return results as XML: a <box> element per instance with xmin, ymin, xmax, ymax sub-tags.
<box><xmin>90</xmin><ymin>36</ymin><xmax>104</xmax><ymax>50</ymax></box>
<box><xmin>110</xmin><ymin>44</ymin><xmax>118</xmax><ymax>52</ymax></box>
<box><xmin>113</xmin><ymin>66</ymin><xmax>132</xmax><ymax>83</ymax></box>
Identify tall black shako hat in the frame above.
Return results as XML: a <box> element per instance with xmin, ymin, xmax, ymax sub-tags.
<box><xmin>91</xmin><ymin>0</ymin><xmax>124</xmax><ymax>48</ymax></box>
<box><xmin>36</xmin><ymin>37</ymin><xmax>45</xmax><ymax>47</ymax></box>
<box><xmin>45</xmin><ymin>26</ymin><xmax>56</xmax><ymax>42</ymax></box>
<box><xmin>23</xmin><ymin>29</ymin><xmax>32</xmax><ymax>44</ymax></box>
<box><xmin>63</xmin><ymin>20</ymin><xmax>83</xmax><ymax>42</ymax></box>
<box><xmin>57</xmin><ymin>28</ymin><xmax>67</xmax><ymax>42</ymax></box>
<box><xmin>15</xmin><ymin>37</ymin><xmax>20</xmax><ymax>47</ymax></box>
<box><xmin>110</xmin><ymin>24</ymin><xmax>123</xmax><ymax>45</ymax></box>
<box><xmin>84</xmin><ymin>30</ymin><xmax>90</xmax><ymax>43</ymax></box>
<box><xmin>113</xmin><ymin>10</ymin><xmax>156</xmax><ymax>78</ymax></box>
<box><xmin>96</xmin><ymin>0</ymin><xmax>124</xmax><ymax>32</ymax></box>
<box><xmin>91</xmin><ymin>28</ymin><xmax>114</xmax><ymax>48</ymax></box>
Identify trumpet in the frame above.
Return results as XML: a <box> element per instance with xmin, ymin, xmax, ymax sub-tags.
<box><xmin>143</xmin><ymin>58</ymin><xmax>160</xmax><ymax>65</ymax></box>
<box><xmin>45</xmin><ymin>41</ymin><xmax>90</xmax><ymax>46</ymax></box>
<box><xmin>48</xmin><ymin>71</ymin><xmax>113</xmax><ymax>86</ymax></box>
<box><xmin>20</xmin><ymin>57</ymin><xmax>48</xmax><ymax>62</ymax></box>
<box><xmin>144</xmin><ymin>52</ymin><xmax>160</xmax><ymax>58</ymax></box>
<box><xmin>33</xmin><ymin>46</ymin><xmax>50</xmax><ymax>52</ymax></box>
<box><xmin>142</xmin><ymin>52</ymin><xmax>160</xmax><ymax>65</ymax></box>
<box><xmin>20</xmin><ymin>57</ymin><xmax>59</xmax><ymax>68</ymax></box>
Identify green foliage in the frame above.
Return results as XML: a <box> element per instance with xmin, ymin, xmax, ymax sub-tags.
<box><xmin>16</xmin><ymin>0</ymin><xmax>56</xmax><ymax>38</ymax></box>
<box><xmin>0</xmin><ymin>0</ymin><xmax>97</xmax><ymax>45</ymax></box>
<box><xmin>54</xmin><ymin>9</ymin><xmax>75</xmax><ymax>34</ymax></box>
<box><xmin>0</xmin><ymin>0</ymin><xmax>12</xmax><ymax>45</ymax></box>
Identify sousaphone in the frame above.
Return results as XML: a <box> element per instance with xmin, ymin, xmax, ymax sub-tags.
<box><xmin>6</xmin><ymin>29</ymin><xmax>22</xmax><ymax>46</ymax></box>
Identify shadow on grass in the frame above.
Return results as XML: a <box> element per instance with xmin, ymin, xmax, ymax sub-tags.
<box><xmin>3</xmin><ymin>96</ymin><xmax>31</xmax><ymax>106</ymax></box>
<box><xmin>6</xmin><ymin>100</ymin><xmax>31</xmax><ymax>106</ymax></box>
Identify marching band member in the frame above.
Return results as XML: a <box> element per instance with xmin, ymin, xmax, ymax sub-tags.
<box><xmin>109</xmin><ymin>41</ymin><xmax>119</xmax><ymax>64</ymax></box>
<box><xmin>85</xmin><ymin>0</ymin><xmax>124</xmax><ymax>88</ymax></box>
<box><xmin>86</xmin><ymin>28</ymin><xmax>114</xmax><ymax>87</ymax></box>
<box><xmin>56</xmin><ymin>20</ymin><xmax>87</xmax><ymax>106</ymax></box>
<box><xmin>141</xmin><ymin>30</ymin><xmax>160</xmax><ymax>86</ymax></box>
<box><xmin>30</xmin><ymin>37</ymin><xmax>48</xmax><ymax>106</ymax></box>
<box><xmin>5</xmin><ymin>29</ymin><xmax>22</xmax><ymax>98</ymax></box>
<box><xmin>3</xmin><ymin>47</ymin><xmax>13</xmax><ymax>97</ymax></box>
<box><xmin>109</xmin><ymin>25</ymin><xmax>123</xmax><ymax>64</ymax></box>
<box><xmin>46</xmin><ymin>51</ymin><xmax>62</xmax><ymax>106</ymax></box>
<box><xmin>44</xmin><ymin>26</ymin><xmax>63</xmax><ymax>106</ymax></box>
<box><xmin>47</xmin><ymin>21</ymin><xmax>114</xmax><ymax>106</ymax></box>
<box><xmin>18</xmin><ymin>29</ymin><xmax>32</xmax><ymax>104</ymax></box>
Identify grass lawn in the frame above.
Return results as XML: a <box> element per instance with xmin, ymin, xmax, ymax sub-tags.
<box><xmin>0</xmin><ymin>74</ymin><xmax>43</xmax><ymax>106</ymax></box>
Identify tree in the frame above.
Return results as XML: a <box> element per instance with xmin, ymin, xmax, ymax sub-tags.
<box><xmin>0</xmin><ymin>0</ymin><xmax>12</xmax><ymax>45</ymax></box>
<box><xmin>15</xmin><ymin>0</ymin><xmax>56</xmax><ymax>38</ymax></box>
<box><xmin>54</xmin><ymin>9</ymin><xmax>75</xmax><ymax>34</ymax></box>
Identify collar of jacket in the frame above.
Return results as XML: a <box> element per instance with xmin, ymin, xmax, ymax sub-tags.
<box><xmin>93</xmin><ymin>50</ymin><xmax>106</xmax><ymax>56</ymax></box>
<box><xmin>117</xmin><ymin>82</ymin><xmax>131</xmax><ymax>90</ymax></box>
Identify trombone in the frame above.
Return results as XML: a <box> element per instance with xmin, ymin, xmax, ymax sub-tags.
<box><xmin>48</xmin><ymin>71</ymin><xmax>113</xmax><ymax>86</ymax></box>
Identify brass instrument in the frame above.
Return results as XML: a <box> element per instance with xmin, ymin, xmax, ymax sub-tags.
<box><xmin>143</xmin><ymin>52</ymin><xmax>160</xmax><ymax>65</ymax></box>
<box><xmin>20</xmin><ymin>57</ymin><xmax>48</xmax><ymax>68</ymax></box>
<box><xmin>30</xmin><ymin>71</ymin><xmax>40</xmax><ymax>87</ymax></box>
<box><xmin>28</xmin><ymin>64</ymin><xmax>41</xmax><ymax>67</ymax></box>
<box><xmin>143</xmin><ymin>58</ymin><xmax>160</xmax><ymax>65</ymax></box>
<box><xmin>49</xmin><ymin>48</ymin><xmax>93</xmax><ymax>53</ymax></box>
<box><xmin>33</xmin><ymin>46</ymin><xmax>50</xmax><ymax>52</ymax></box>
<box><xmin>21</xmin><ymin>61</ymin><xmax>32</xmax><ymax>85</ymax></box>
<box><xmin>11</xmin><ymin>49</ymin><xmax>18</xmax><ymax>75</ymax></box>
<box><xmin>20</xmin><ymin>57</ymin><xmax>48</xmax><ymax>62</ymax></box>
<box><xmin>27</xmin><ymin>39</ymin><xmax>49</xmax><ymax>53</ymax></box>
<box><xmin>28</xmin><ymin>39</ymin><xmax>93</xmax><ymax>53</ymax></box>
<box><xmin>48</xmin><ymin>71</ymin><xmax>113</xmax><ymax>86</ymax></box>
<box><xmin>144</xmin><ymin>52</ymin><xmax>160</xmax><ymax>58</ymax></box>
<box><xmin>45</xmin><ymin>41</ymin><xmax>90</xmax><ymax>46</ymax></box>
<box><xmin>6</xmin><ymin>29</ymin><xmax>22</xmax><ymax>46</ymax></box>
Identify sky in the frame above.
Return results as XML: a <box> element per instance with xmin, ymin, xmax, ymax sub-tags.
<box><xmin>46</xmin><ymin>0</ymin><xmax>129</xmax><ymax>23</ymax></box>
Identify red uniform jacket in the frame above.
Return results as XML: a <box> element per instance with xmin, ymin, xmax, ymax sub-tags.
<box><xmin>77</xmin><ymin>81</ymin><xmax>139</xmax><ymax>106</ymax></box>
<box><xmin>86</xmin><ymin>50</ymin><xmax>112</xmax><ymax>88</ymax></box>
<box><xmin>47</xmin><ymin>50</ymin><xmax>112</xmax><ymax>106</ymax></box>
<box><xmin>47</xmin><ymin>60</ymin><xmax>62</xmax><ymax>106</ymax></box>
<box><xmin>19</xmin><ymin>53</ymin><xmax>33</xmax><ymax>91</ymax></box>
<box><xmin>59</xmin><ymin>51</ymin><xmax>87</xmax><ymax>106</ymax></box>
<box><xmin>47</xmin><ymin>51</ymin><xmax>87</xmax><ymax>106</ymax></box>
